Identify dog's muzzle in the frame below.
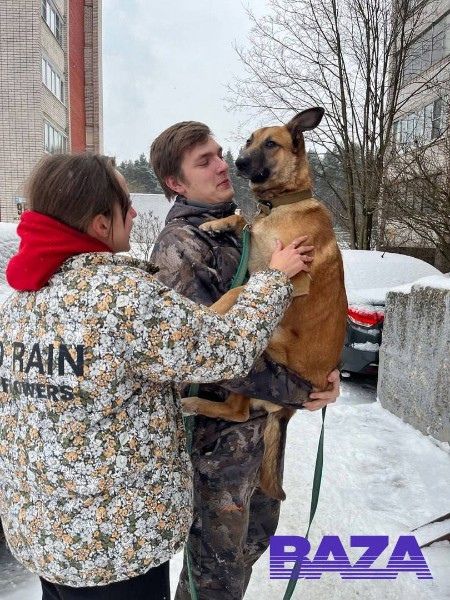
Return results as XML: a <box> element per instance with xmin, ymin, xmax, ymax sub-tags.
<box><xmin>235</xmin><ymin>158</ymin><xmax>271</xmax><ymax>184</ymax></box>
<box><xmin>250</xmin><ymin>167</ymin><xmax>271</xmax><ymax>184</ymax></box>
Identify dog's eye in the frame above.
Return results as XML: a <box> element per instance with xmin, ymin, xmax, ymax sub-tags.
<box><xmin>245</xmin><ymin>139</ymin><xmax>251</xmax><ymax>147</ymax></box>
<box><xmin>265</xmin><ymin>140</ymin><xmax>277</xmax><ymax>148</ymax></box>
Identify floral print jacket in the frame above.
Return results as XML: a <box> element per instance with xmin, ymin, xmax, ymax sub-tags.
<box><xmin>0</xmin><ymin>252</ymin><xmax>292</xmax><ymax>587</ymax></box>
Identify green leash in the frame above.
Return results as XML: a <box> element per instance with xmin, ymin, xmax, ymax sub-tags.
<box><xmin>183</xmin><ymin>387</ymin><xmax>198</xmax><ymax>600</ymax></box>
<box><xmin>282</xmin><ymin>406</ymin><xmax>327</xmax><ymax>599</ymax></box>
<box><xmin>183</xmin><ymin>226</ymin><xmax>251</xmax><ymax>599</ymax></box>
<box><xmin>230</xmin><ymin>225</ymin><xmax>251</xmax><ymax>288</ymax></box>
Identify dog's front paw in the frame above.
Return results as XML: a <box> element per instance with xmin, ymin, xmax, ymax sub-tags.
<box><xmin>199</xmin><ymin>221</ymin><xmax>225</xmax><ymax>237</ymax></box>
<box><xmin>181</xmin><ymin>397</ymin><xmax>201</xmax><ymax>416</ymax></box>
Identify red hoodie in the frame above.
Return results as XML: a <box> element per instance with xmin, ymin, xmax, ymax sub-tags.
<box><xmin>6</xmin><ymin>211</ymin><xmax>111</xmax><ymax>291</ymax></box>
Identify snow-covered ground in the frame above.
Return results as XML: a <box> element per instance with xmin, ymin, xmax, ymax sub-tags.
<box><xmin>1</xmin><ymin>378</ymin><xmax>449</xmax><ymax>599</ymax></box>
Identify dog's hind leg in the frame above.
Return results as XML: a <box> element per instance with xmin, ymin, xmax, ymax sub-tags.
<box><xmin>259</xmin><ymin>408</ymin><xmax>295</xmax><ymax>501</ymax></box>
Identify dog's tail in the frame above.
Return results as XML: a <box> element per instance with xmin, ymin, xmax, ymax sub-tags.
<box><xmin>259</xmin><ymin>408</ymin><xmax>295</xmax><ymax>501</ymax></box>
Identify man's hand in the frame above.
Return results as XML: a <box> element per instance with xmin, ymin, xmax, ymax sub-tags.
<box><xmin>303</xmin><ymin>368</ymin><xmax>340</xmax><ymax>411</ymax></box>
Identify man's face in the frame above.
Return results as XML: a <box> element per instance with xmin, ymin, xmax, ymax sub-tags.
<box><xmin>167</xmin><ymin>137</ymin><xmax>235</xmax><ymax>204</ymax></box>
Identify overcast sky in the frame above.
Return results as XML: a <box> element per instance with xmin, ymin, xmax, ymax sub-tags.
<box><xmin>102</xmin><ymin>0</ymin><xmax>269</xmax><ymax>163</ymax></box>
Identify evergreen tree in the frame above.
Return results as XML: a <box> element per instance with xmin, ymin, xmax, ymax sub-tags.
<box><xmin>117</xmin><ymin>154</ymin><xmax>162</xmax><ymax>194</ymax></box>
<box><xmin>308</xmin><ymin>149</ymin><xmax>347</xmax><ymax>232</ymax></box>
<box><xmin>224</xmin><ymin>149</ymin><xmax>255</xmax><ymax>220</ymax></box>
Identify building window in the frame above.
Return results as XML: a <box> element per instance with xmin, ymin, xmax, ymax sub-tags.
<box><xmin>393</xmin><ymin>96</ymin><xmax>448</xmax><ymax>147</ymax></box>
<box><xmin>403</xmin><ymin>13</ymin><xmax>450</xmax><ymax>82</ymax></box>
<box><xmin>405</xmin><ymin>177</ymin><xmax>438</xmax><ymax>214</ymax></box>
<box><xmin>386</xmin><ymin>176</ymin><xmax>436</xmax><ymax>219</ymax></box>
<box><xmin>42</xmin><ymin>0</ymin><xmax>63</xmax><ymax>46</ymax></box>
<box><xmin>44</xmin><ymin>120</ymin><xmax>67</xmax><ymax>154</ymax></box>
<box><xmin>42</xmin><ymin>57</ymin><xmax>64</xmax><ymax>103</ymax></box>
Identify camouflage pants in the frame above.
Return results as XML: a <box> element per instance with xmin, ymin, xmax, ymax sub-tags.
<box><xmin>175</xmin><ymin>416</ymin><xmax>283</xmax><ymax>600</ymax></box>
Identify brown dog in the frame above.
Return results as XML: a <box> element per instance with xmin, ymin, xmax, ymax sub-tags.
<box><xmin>182</xmin><ymin>107</ymin><xmax>348</xmax><ymax>500</ymax></box>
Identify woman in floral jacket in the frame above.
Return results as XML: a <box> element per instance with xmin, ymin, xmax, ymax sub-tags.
<box><xmin>0</xmin><ymin>153</ymin><xmax>313</xmax><ymax>600</ymax></box>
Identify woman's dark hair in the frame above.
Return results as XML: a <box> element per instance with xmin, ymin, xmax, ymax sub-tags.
<box><xmin>26</xmin><ymin>153</ymin><xmax>130</xmax><ymax>232</ymax></box>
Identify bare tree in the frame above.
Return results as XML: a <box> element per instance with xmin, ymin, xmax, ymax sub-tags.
<box><xmin>129</xmin><ymin>211</ymin><xmax>162</xmax><ymax>262</ymax></box>
<box><xmin>382</xmin><ymin>111</ymin><xmax>450</xmax><ymax>269</ymax></box>
<box><xmin>228</xmin><ymin>0</ymin><xmax>448</xmax><ymax>249</ymax></box>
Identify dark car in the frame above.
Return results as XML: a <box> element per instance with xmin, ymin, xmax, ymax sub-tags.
<box><xmin>340</xmin><ymin>250</ymin><xmax>442</xmax><ymax>376</ymax></box>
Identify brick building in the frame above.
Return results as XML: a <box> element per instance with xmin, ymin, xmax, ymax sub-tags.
<box><xmin>0</xmin><ymin>0</ymin><xmax>102</xmax><ymax>222</ymax></box>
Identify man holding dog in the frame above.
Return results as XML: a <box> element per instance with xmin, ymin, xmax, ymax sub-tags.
<box><xmin>150</xmin><ymin>121</ymin><xmax>340</xmax><ymax>599</ymax></box>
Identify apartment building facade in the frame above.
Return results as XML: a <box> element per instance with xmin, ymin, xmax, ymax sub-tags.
<box><xmin>381</xmin><ymin>0</ymin><xmax>450</xmax><ymax>269</ymax></box>
<box><xmin>0</xmin><ymin>0</ymin><xmax>102</xmax><ymax>222</ymax></box>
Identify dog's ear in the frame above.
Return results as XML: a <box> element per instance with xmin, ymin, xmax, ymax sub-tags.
<box><xmin>287</xmin><ymin>107</ymin><xmax>325</xmax><ymax>146</ymax></box>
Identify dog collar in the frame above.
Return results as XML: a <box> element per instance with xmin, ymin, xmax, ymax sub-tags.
<box><xmin>256</xmin><ymin>189</ymin><xmax>313</xmax><ymax>215</ymax></box>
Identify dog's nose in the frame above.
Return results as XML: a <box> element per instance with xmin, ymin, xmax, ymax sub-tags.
<box><xmin>235</xmin><ymin>155</ymin><xmax>250</xmax><ymax>171</ymax></box>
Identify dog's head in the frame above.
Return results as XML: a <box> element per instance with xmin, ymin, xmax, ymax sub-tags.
<box><xmin>235</xmin><ymin>107</ymin><xmax>324</xmax><ymax>199</ymax></box>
